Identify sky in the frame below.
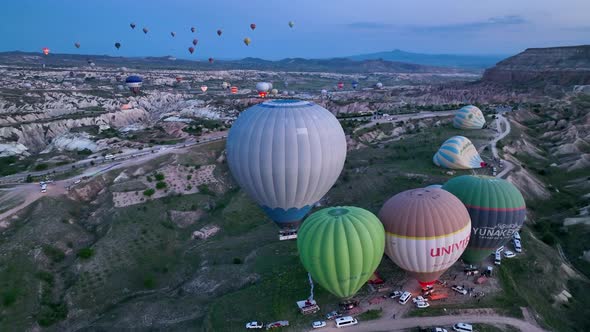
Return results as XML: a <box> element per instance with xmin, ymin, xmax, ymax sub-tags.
<box><xmin>0</xmin><ymin>0</ymin><xmax>588</xmax><ymax>60</ymax></box>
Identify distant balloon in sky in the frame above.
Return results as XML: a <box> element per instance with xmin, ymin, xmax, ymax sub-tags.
<box><xmin>201</xmin><ymin>85</ymin><xmax>208</xmax><ymax>92</ymax></box>
<box><xmin>188</xmin><ymin>47</ymin><xmax>195</xmax><ymax>54</ymax></box>
<box><xmin>217</xmin><ymin>29</ymin><xmax>222</xmax><ymax>36</ymax></box>
<box><xmin>42</xmin><ymin>47</ymin><xmax>50</xmax><ymax>56</ymax></box>
<box><xmin>250</xmin><ymin>23</ymin><xmax>256</xmax><ymax>30</ymax></box>
<box><xmin>379</xmin><ymin>188</ymin><xmax>471</xmax><ymax>287</ymax></box>
<box><xmin>298</xmin><ymin>206</ymin><xmax>385</xmax><ymax>298</ymax></box>
<box><xmin>352</xmin><ymin>80</ymin><xmax>359</xmax><ymax>89</ymax></box>
<box><xmin>192</xmin><ymin>39</ymin><xmax>198</xmax><ymax>46</ymax></box>
<box><xmin>125</xmin><ymin>75</ymin><xmax>142</xmax><ymax>95</ymax></box>
<box><xmin>221</xmin><ymin>82</ymin><xmax>230</xmax><ymax>89</ymax></box>
<box><xmin>143</xmin><ymin>27</ymin><xmax>149</xmax><ymax>34</ymax></box>
<box><xmin>433</xmin><ymin>136</ymin><xmax>485</xmax><ymax>170</ymax></box>
<box><xmin>230</xmin><ymin>86</ymin><xmax>238</xmax><ymax>94</ymax></box>
<box><xmin>289</xmin><ymin>21</ymin><xmax>295</xmax><ymax>28</ymax></box>
<box><xmin>337</xmin><ymin>82</ymin><xmax>344</xmax><ymax>89</ymax></box>
<box><xmin>226</xmin><ymin>100</ymin><xmax>347</xmax><ymax>231</ymax></box>
<box><xmin>130</xmin><ymin>22</ymin><xmax>136</xmax><ymax>29</ymax></box>
<box><xmin>208</xmin><ymin>57</ymin><xmax>214</xmax><ymax>63</ymax></box>
<box><xmin>243</xmin><ymin>37</ymin><xmax>251</xmax><ymax>46</ymax></box>
<box><xmin>114</xmin><ymin>42</ymin><xmax>121</xmax><ymax>50</ymax></box>
<box><xmin>170</xmin><ymin>31</ymin><xmax>176</xmax><ymax>37</ymax></box>
<box><xmin>376</xmin><ymin>82</ymin><xmax>383</xmax><ymax>89</ymax></box>
<box><xmin>74</xmin><ymin>42</ymin><xmax>80</xmax><ymax>49</ymax></box>
<box><xmin>175</xmin><ymin>76</ymin><xmax>183</xmax><ymax>83</ymax></box>
<box><xmin>191</xmin><ymin>26</ymin><xmax>196</xmax><ymax>33</ymax></box>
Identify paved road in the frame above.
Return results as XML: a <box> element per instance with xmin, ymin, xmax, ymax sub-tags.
<box><xmin>354</xmin><ymin>110</ymin><xmax>456</xmax><ymax>132</ymax></box>
<box><xmin>319</xmin><ymin>314</ymin><xmax>547</xmax><ymax>332</ymax></box>
<box><xmin>0</xmin><ymin>133</ymin><xmax>227</xmax><ymax>185</ymax></box>
<box><xmin>491</xmin><ymin>114</ymin><xmax>515</xmax><ymax>179</ymax></box>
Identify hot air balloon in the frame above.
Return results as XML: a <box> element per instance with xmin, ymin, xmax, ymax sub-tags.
<box><xmin>255</xmin><ymin>82</ymin><xmax>271</xmax><ymax>97</ymax></box>
<box><xmin>243</xmin><ymin>37</ymin><xmax>251</xmax><ymax>46</ymax></box>
<box><xmin>74</xmin><ymin>42</ymin><xmax>80</xmax><ymax>49</ymax></box>
<box><xmin>42</xmin><ymin>47</ymin><xmax>50</xmax><ymax>56</ymax></box>
<box><xmin>176</xmin><ymin>76</ymin><xmax>183</xmax><ymax>83</ymax></box>
<box><xmin>143</xmin><ymin>27</ymin><xmax>149</xmax><ymax>34</ymax></box>
<box><xmin>217</xmin><ymin>29</ymin><xmax>222</xmax><ymax>36</ymax></box>
<box><xmin>442</xmin><ymin>175</ymin><xmax>526</xmax><ymax>263</ymax></box>
<box><xmin>130</xmin><ymin>23</ymin><xmax>136</xmax><ymax>29</ymax></box>
<box><xmin>188</xmin><ymin>47</ymin><xmax>195</xmax><ymax>54</ymax></box>
<box><xmin>376</xmin><ymin>82</ymin><xmax>383</xmax><ymax>89</ymax></box>
<box><xmin>433</xmin><ymin>136</ymin><xmax>484</xmax><ymax>170</ymax></box>
<box><xmin>379</xmin><ymin>188</ymin><xmax>471</xmax><ymax>287</ymax></box>
<box><xmin>337</xmin><ymin>82</ymin><xmax>344</xmax><ymax>89</ymax></box>
<box><xmin>170</xmin><ymin>32</ymin><xmax>176</xmax><ymax>37</ymax></box>
<box><xmin>288</xmin><ymin>21</ymin><xmax>295</xmax><ymax>28</ymax></box>
<box><xmin>125</xmin><ymin>75</ymin><xmax>142</xmax><ymax>95</ymax></box>
<box><xmin>250</xmin><ymin>23</ymin><xmax>256</xmax><ymax>30</ymax></box>
<box><xmin>298</xmin><ymin>206</ymin><xmax>385</xmax><ymax>298</ymax></box>
<box><xmin>230</xmin><ymin>86</ymin><xmax>238</xmax><ymax>94</ymax></box>
<box><xmin>222</xmin><ymin>82</ymin><xmax>230</xmax><ymax>90</ymax></box>
<box><xmin>115</xmin><ymin>42</ymin><xmax>121</xmax><ymax>50</ymax></box>
<box><xmin>226</xmin><ymin>100</ymin><xmax>347</xmax><ymax>234</ymax></box>
<box><xmin>352</xmin><ymin>80</ymin><xmax>359</xmax><ymax>89</ymax></box>
<box><xmin>192</xmin><ymin>39</ymin><xmax>198</xmax><ymax>46</ymax></box>
<box><xmin>453</xmin><ymin>105</ymin><xmax>486</xmax><ymax>130</ymax></box>
<box><xmin>321</xmin><ymin>89</ymin><xmax>328</xmax><ymax>96</ymax></box>
<box><xmin>191</xmin><ymin>27</ymin><xmax>196</xmax><ymax>33</ymax></box>
<box><xmin>200</xmin><ymin>85</ymin><xmax>208</xmax><ymax>92</ymax></box>
<box><xmin>208</xmin><ymin>57</ymin><xmax>214</xmax><ymax>63</ymax></box>
<box><xmin>270</xmin><ymin>88</ymin><xmax>278</xmax><ymax>96</ymax></box>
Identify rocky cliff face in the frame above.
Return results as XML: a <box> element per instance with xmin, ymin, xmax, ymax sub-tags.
<box><xmin>483</xmin><ymin>45</ymin><xmax>590</xmax><ymax>85</ymax></box>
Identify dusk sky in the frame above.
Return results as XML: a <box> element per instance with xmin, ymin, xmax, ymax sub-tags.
<box><xmin>1</xmin><ymin>0</ymin><xmax>588</xmax><ymax>60</ymax></box>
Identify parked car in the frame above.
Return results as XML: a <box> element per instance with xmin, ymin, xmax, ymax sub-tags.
<box><xmin>326</xmin><ymin>311</ymin><xmax>342</xmax><ymax>320</ymax></box>
<box><xmin>513</xmin><ymin>239</ymin><xmax>522</xmax><ymax>253</ymax></box>
<box><xmin>389</xmin><ymin>290</ymin><xmax>403</xmax><ymax>299</ymax></box>
<box><xmin>503</xmin><ymin>250</ymin><xmax>516</xmax><ymax>258</ymax></box>
<box><xmin>312</xmin><ymin>321</ymin><xmax>326</xmax><ymax>329</ymax></box>
<box><xmin>399</xmin><ymin>291</ymin><xmax>412</xmax><ymax>305</ymax></box>
<box><xmin>415</xmin><ymin>301</ymin><xmax>430</xmax><ymax>309</ymax></box>
<box><xmin>452</xmin><ymin>323</ymin><xmax>473</xmax><ymax>332</ymax></box>
<box><xmin>484</xmin><ymin>266</ymin><xmax>494</xmax><ymax>277</ymax></box>
<box><xmin>334</xmin><ymin>316</ymin><xmax>358</xmax><ymax>328</ymax></box>
<box><xmin>412</xmin><ymin>296</ymin><xmax>429</xmax><ymax>303</ymax></box>
<box><xmin>433</xmin><ymin>328</ymin><xmax>449</xmax><ymax>332</ymax></box>
<box><xmin>245</xmin><ymin>321</ymin><xmax>264</xmax><ymax>329</ymax></box>
<box><xmin>451</xmin><ymin>285</ymin><xmax>468</xmax><ymax>295</ymax></box>
<box><xmin>494</xmin><ymin>251</ymin><xmax>502</xmax><ymax>265</ymax></box>
<box><xmin>513</xmin><ymin>231</ymin><xmax>521</xmax><ymax>240</ymax></box>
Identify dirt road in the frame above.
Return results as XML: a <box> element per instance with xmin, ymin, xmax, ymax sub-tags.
<box><xmin>319</xmin><ymin>314</ymin><xmax>547</xmax><ymax>332</ymax></box>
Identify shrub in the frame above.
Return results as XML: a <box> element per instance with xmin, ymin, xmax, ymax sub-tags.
<box><xmin>35</xmin><ymin>271</ymin><xmax>54</xmax><ymax>284</ymax></box>
<box><xmin>143</xmin><ymin>188</ymin><xmax>155</xmax><ymax>197</ymax></box>
<box><xmin>154</xmin><ymin>173</ymin><xmax>165</xmax><ymax>181</ymax></box>
<box><xmin>233</xmin><ymin>258</ymin><xmax>243</xmax><ymax>264</ymax></box>
<box><xmin>146</xmin><ymin>176</ymin><xmax>153</xmax><ymax>182</ymax></box>
<box><xmin>77</xmin><ymin>248</ymin><xmax>94</xmax><ymax>259</ymax></box>
<box><xmin>42</xmin><ymin>245</ymin><xmax>65</xmax><ymax>263</ymax></box>
<box><xmin>156</xmin><ymin>181</ymin><xmax>167</xmax><ymax>190</ymax></box>
<box><xmin>34</xmin><ymin>163</ymin><xmax>49</xmax><ymax>171</ymax></box>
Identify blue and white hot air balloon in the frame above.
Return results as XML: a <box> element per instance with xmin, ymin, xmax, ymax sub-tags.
<box><xmin>226</xmin><ymin>100</ymin><xmax>347</xmax><ymax>233</ymax></box>
<box><xmin>453</xmin><ymin>105</ymin><xmax>485</xmax><ymax>130</ymax></box>
<box><xmin>433</xmin><ymin>136</ymin><xmax>485</xmax><ymax>169</ymax></box>
<box><xmin>125</xmin><ymin>75</ymin><xmax>143</xmax><ymax>95</ymax></box>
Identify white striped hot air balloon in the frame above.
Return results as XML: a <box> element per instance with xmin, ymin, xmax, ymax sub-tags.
<box><xmin>433</xmin><ymin>136</ymin><xmax>485</xmax><ymax>169</ymax></box>
<box><xmin>453</xmin><ymin>105</ymin><xmax>485</xmax><ymax>129</ymax></box>
<box><xmin>226</xmin><ymin>100</ymin><xmax>347</xmax><ymax>231</ymax></box>
<box><xmin>379</xmin><ymin>188</ymin><xmax>472</xmax><ymax>287</ymax></box>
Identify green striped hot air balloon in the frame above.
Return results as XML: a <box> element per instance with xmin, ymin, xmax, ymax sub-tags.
<box><xmin>442</xmin><ymin>175</ymin><xmax>526</xmax><ymax>263</ymax></box>
<box><xmin>297</xmin><ymin>206</ymin><xmax>385</xmax><ymax>298</ymax></box>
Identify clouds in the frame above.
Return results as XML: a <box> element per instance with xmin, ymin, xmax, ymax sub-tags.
<box><xmin>412</xmin><ymin>15</ymin><xmax>528</xmax><ymax>32</ymax></box>
<box><xmin>346</xmin><ymin>22</ymin><xmax>395</xmax><ymax>30</ymax></box>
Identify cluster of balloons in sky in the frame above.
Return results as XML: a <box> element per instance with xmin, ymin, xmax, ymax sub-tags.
<box><xmin>226</xmin><ymin>100</ymin><xmax>526</xmax><ymax>299</ymax></box>
<box><xmin>41</xmin><ymin>20</ymin><xmax>296</xmax><ymax>59</ymax></box>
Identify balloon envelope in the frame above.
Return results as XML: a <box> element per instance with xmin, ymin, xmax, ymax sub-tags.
<box><xmin>442</xmin><ymin>175</ymin><xmax>526</xmax><ymax>263</ymax></box>
<box><xmin>243</xmin><ymin>37</ymin><xmax>251</xmax><ymax>46</ymax></box>
<box><xmin>74</xmin><ymin>42</ymin><xmax>80</xmax><ymax>49</ymax></box>
<box><xmin>192</xmin><ymin>39</ymin><xmax>198</xmax><ymax>46</ymax></box>
<box><xmin>226</xmin><ymin>100</ymin><xmax>347</xmax><ymax>230</ymax></box>
<box><xmin>433</xmin><ymin>136</ymin><xmax>484</xmax><ymax>170</ymax></box>
<box><xmin>289</xmin><ymin>21</ymin><xmax>295</xmax><ymax>28</ymax></box>
<box><xmin>250</xmin><ymin>23</ymin><xmax>256</xmax><ymax>30</ymax></box>
<box><xmin>188</xmin><ymin>47</ymin><xmax>195</xmax><ymax>54</ymax></box>
<box><xmin>379</xmin><ymin>188</ymin><xmax>471</xmax><ymax>286</ymax></box>
<box><xmin>298</xmin><ymin>206</ymin><xmax>385</xmax><ymax>298</ymax></box>
<box><xmin>201</xmin><ymin>85</ymin><xmax>208</xmax><ymax>92</ymax></box>
<box><xmin>42</xmin><ymin>47</ymin><xmax>50</xmax><ymax>55</ymax></box>
<box><xmin>191</xmin><ymin>27</ymin><xmax>196</xmax><ymax>33</ymax></box>
<box><xmin>217</xmin><ymin>29</ymin><xmax>222</xmax><ymax>36</ymax></box>
<box><xmin>255</xmin><ymin>82</ymin><xmax>271</xmax><ymax>92</ymax></box>
<box><xmin>130</xmin><ymin>23</ymin><xmax>136</xmax><ymax>29</ymax></box>
<box><xmin>143</xmin><ymin>27</ymin><xmax>149</xmax><ymax>34</ymax></box>
<box><xmin>115</xmin><ymin>42</ymin><xmax>121</xmax><ymax>49</ymax></box>
<box><xmin>454</xmin><ymin>105</ymin><xmax>485</xmax><ymax>130</ymax></box>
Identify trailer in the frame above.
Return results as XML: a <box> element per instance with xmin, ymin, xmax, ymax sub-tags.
<box><xmin>296</xmin><ymin>299</ymin><xmax>319</xmax><ymax>315</ymax></box>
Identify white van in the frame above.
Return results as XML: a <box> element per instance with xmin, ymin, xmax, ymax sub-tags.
<box><xmin>335</xmin><ymin>316</ymin><xmax>358</xmax><ymax>328</ymax></box>
<box><xmin>513</xmin><ymin>239</ymin><xmax>522</xmax><ymax>253</ymax></box>
<box><xmin>452</xmin><ymin>323</ymin><xmax>473</xmax><ymax>332</ymax></box>
<box><xmin>513</xmin><ymin>231</ymin><xmax>521</xmax><ymax>240</ymax></box>
<box><xmin>494</xmin><ymin>251</ymin><xmax>502</xmax><ymax>265</ymax></box>
<box><xmin>398</xmin><ymin>291</ymin><xmax>412</xmax><ymax>305</ymax></box>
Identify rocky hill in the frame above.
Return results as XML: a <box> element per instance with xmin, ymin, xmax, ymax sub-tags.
<box><xmin>482</xmin><ymin>45</ymin><xmax>590</xmax><ymax>86</ymax></box>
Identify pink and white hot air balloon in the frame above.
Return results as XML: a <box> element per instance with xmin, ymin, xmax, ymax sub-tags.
<box><xmin>200</xmin><ymin>85</ymin><xmax>208</xmax><ymax>92</ymax></box>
